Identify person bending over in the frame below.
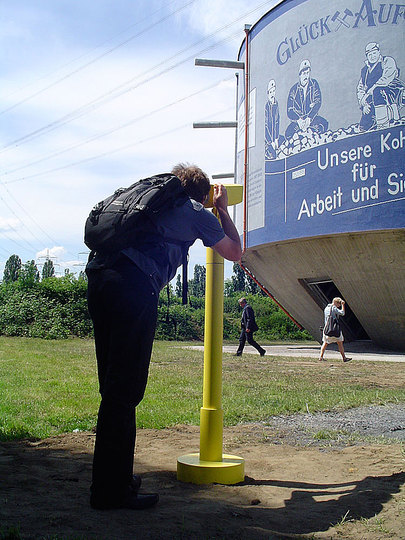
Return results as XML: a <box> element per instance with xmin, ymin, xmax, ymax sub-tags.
<box><xmin>86</xmin><ymin>163</ymin><xmax>241</xmax><ymax>510</ymax></box>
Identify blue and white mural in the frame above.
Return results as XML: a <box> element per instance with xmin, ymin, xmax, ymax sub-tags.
<box><xmin>357</xmin><ymin>42</ymin><xmax>404</xmax><ymax>132</ymax></box>
<box><xmin>236</xmin><ymin>0</ymin><xmax>405</xmax><ymax>245</ymax></box>
<box><xmin>284</xmin><ymin>58</ymin><xmax>329</xmax><ymax>141</ymax></box>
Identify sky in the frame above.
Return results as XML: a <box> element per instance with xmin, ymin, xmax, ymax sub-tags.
<box><xmin>0</xmin><ymin>0</ymin><xmax>277</xmax><ymax>281</ymax></box>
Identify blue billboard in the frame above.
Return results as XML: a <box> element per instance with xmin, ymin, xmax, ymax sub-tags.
<box><xmin>235</xmin><ymin>0</ymin><xmax>405</xmax><ymax>245</ymax></box>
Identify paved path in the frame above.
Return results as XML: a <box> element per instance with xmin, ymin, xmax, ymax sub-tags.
<box><xmin>189</xmin><ymin>341</ymin><xmax>405</xmax><ymax>362</ymax></box>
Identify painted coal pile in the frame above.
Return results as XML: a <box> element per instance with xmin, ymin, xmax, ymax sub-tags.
<box><xmin>274</xmin><ymin>119</ymin><xmax>405</xmax><ymax>159</ymax></box>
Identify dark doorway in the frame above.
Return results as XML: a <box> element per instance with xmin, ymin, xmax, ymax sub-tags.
<box><xmin>299</xmin><ymin>278</ymin><xmax>369</xmax><ymax>342</ymax></box>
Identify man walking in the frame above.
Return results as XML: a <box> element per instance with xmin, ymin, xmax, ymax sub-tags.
<box><xmin>86</xmin><ymin>164</ymin><xmax>241</xmax><ymax>511</ymax></box>
<box><xmin>235</xmin><ymin>298</ymin><xmax>265</xmax><ymax>357</ymax></box>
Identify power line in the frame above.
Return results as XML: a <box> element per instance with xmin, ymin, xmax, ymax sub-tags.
<box><xmin>3</xmin><ymin>105</ymin><xmax>234</xmax><ymax>185</ymax></box>
<box><xmin>0</xmin><ymin>30</ymin><xmax>239</xmax><ymax>154</ymax></box>
<box><xmin>0</xmin><ymin>227</ymin><xmax>38</xmax><ymax>254</ymax></box>
<box><xmin>0</xmin><ymin>184</ymin><xmax>79</xmax><ymax>262</ymax></box>
<box><xmin>0</xmin><ymin>193</ymin><xmax>46</xmax><ymax>250</ymax></box>
<box><xmin>0</xmin><ymin>207</ymin><xmax>43</xmax><ymax>253</ymax></box>
<box><xmin>0</xmin><ymin>184</ymin><xmax>60</xmax><ymax>246</ymax></box>
<box><xmin>0</xmin><ymin>245</ymin><xmax>13</xmax><ymax>257</ymax></box>
<box><xmin>0</xmin><ymin>0</ymin><xmax>197</xmax><ymax>118</ymax></box>
<box><xmin>0</xmin><ymin>0</ymin><xmax>178</xmax><ymax>100</ymax></box>
<box><xmin>1</xmin><ymin>76</ymin><xmax>234</xmax><ymax>179</ymax></box>
<box><xmin>0</xmin><ymin>0</ymin><xmax>271</xmax><ymax>154</ymax></box>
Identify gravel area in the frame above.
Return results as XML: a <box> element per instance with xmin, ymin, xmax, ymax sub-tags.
<box><xmin>259</xmin><ymin>404</ymin><xmax>405</xmax><ymax>447</ymax></box>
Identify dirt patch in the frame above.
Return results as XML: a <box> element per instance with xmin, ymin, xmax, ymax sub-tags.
<box><xmin>1</xmin><ymin>406</ymin><xmax>404</xmax><ymax>540</ymax></box>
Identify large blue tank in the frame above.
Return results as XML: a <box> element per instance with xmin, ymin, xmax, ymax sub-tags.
<box><xmin>235</xmin><ymin>0</ymin><xmax>405</xmax><ymax>350</ymax></box>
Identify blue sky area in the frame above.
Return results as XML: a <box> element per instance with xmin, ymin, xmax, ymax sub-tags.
<box><xmin>0</xmin><ymin>0</ymin><xmax>278</xmax><ymax>280</ymax></box>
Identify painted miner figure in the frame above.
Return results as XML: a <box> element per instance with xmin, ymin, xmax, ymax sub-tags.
<box><xmin>265</xmin><ymin>79</ymin><xmax>284</xmax><ymax>159</ymax></box>
<box><xmin>285</xmin><ymin>59</ymin><xmax>328</xmax><ymax>140</ymax></box>
<box><xmin>357</xmin><ymin>42</ymin><xmax>405</xmax><ymax>131</ymax></box>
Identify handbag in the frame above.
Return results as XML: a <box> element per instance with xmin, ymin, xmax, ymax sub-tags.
<box><xmin>324</xmin><ymin>313</ymin><xmax>341</xmax><ymax>337</ymax></box>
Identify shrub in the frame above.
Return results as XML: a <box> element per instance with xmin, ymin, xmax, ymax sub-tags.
<box><xmin>0</xmin><ymin>276</ymin><xmax>311</xmax><ymax>341</ymax></box>
<box><xmin>0</xmin><ymin>278</ymin><xmax>92</xmax><ymax>340</ymax></box>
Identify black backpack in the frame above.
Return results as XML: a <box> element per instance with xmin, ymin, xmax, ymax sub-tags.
<box><xmin>324</xmin><ymin>312</ymin><xmax>341</xmax><ymax>337</ymax></box>
<box><xmin>84</xmin><ymin>173</ymin><xmax>189</xmax><ymax>254</ymax></box>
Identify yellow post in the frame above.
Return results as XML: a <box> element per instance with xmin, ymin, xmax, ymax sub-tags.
<box><xmin>177</xmin><ymin>184</ymin><xmax>244</xmax><ymax>485</ymax></box>
<box><xmin>199</xmin><ymin>246</ymin><xmax>224</xmax><ymax>463</ymax></box>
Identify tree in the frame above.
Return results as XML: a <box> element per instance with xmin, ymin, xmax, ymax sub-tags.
<box><xmin>175</xmin><ymin>274</ymin><xmax>182</xmax><ymax>298</ymax></box>
<box><xmin>246</xmin><ymin>273</ymin><xmax>259</xmax><ymax>294</ymax></box>
<box><xmin>78</xmin><ymin>270</ymin><xmax>87</xmax><ymax>281</ymax></box>
<box><xmin>189</xmin><ymin>264</ymin><xmax>206</xmax><ymax>297</ymax></box>
<box><xmin>42</xmin><ymin>259</ymin><xmax>55</xmax><ymax>279</ymax></box>
<box><xmin>166</xmin><ymin>283</ymin><xmax>171</xmax><ymax>308</ymax></box>
<box><xmin>19</xmin><ymin>260</ymin><xmax>40</xmax><ymax>288</ymax></box>
<box><xmin>231</xmin><ymin>262</ymin><xmax>246</xmax><ymax>292</ymax></box>
<box><xmin>3</xmin><ymin>254</ymin><xmax>21</xmax><ymax>283</ymax></box>
<box><xmin>224</xmin><ymin>278</ymin><xmax>234</xmax><ymax>296</ymax></box>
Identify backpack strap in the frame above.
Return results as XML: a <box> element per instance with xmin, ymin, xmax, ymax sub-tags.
<box><xmin>163</xmin><ymin>236</ymin><xmax>189</xmax><ymax>305</ymax></box>
<box><xmin>181</xmin><ymin>244</ymin><xmax>188</xmax><ymax>305</ymax></box>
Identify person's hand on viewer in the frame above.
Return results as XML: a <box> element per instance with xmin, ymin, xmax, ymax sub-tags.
<box><xmin>212</xmin><ymin>184</ymin><xmax>228</xmax><ymax>212</ymax></box>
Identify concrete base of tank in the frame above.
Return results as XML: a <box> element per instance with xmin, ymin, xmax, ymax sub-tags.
<box><xmin>241</xmin><ymin>228</ymin><xmax>405</xmax><ymax>351</ymax></box>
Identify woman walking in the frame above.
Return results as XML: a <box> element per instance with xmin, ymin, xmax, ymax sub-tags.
<box><xmin>319</xmin><ymin>297</ymin><xmax>352</xmax><ymax>362</ymax></box>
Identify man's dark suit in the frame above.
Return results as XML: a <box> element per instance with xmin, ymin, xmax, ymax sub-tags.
<box><xmin>236</xmin><ymin>303</ymin><xmax>265</xmax><ymax>356</ymax></box>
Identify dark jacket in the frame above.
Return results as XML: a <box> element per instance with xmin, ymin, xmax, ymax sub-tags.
<box><xmin>241</xmin><ymin>304</ymin><xmax>259</xmax><ymax>332</ymax></box>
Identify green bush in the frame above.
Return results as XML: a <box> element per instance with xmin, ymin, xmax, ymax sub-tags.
<box><xmin>0</xmin><ymin>277</ymin><xmax>93</xmax><ymax>340</ymax></box>
<box><xmin>156</xmin><ymin>304</ymin><xmax>203</xmax><ymax>340</ymax></box>
<box><xmin>0</xmin><ymin>275</ymin><xmax>311</xmax><ymax>341</ymax></box>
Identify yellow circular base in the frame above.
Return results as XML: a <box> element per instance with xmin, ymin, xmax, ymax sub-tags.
<box><xmin>177</xmin><ymin>453</ymin><xmax>245</xmax><ymax>485</ymax></box>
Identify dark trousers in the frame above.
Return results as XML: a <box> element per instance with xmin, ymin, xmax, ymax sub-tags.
<box><xmin>86</xmin><ymin>256</ymin><xmax>158</xmax><ymax>505</ymax></box>
<box><xmin>236</xmin><ymin>328</ymin><xmax>265</xmax><ymax>355</ymax></box>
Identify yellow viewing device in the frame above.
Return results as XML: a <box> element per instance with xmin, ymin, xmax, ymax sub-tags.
<box><xmin>204</xmin><ymin>183</ymin><xmax>243</xmax><ymax>208</ymax></box>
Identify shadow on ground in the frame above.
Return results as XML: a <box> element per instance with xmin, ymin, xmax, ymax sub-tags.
<box><xmin>1</xmin><ymin>427</ymin><xmax>404</xmax><ymax>539</ymax></box>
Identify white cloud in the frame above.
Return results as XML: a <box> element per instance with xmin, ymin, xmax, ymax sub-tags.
<box><xmin>178</xmin><ymin>0</ymin><xmax>279</xmax><ymax>43</ymax></box>
<box><xmin>36</xmin><ymin>246</ymin><xmax>66</xmax><ymax>261</ymax></box>
<box><xmin>0</xmin><ymin>217</ymin><xmax>20</xmax><ymax>232</ymax></box>
<box><xmin>0</xmin><ymin>0</ymin><xmax>263</xmax><ymax>277</ymax></box>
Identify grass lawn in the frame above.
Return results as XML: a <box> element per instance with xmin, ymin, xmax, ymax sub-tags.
<box><xmin>0</xmin><ymin>336</ymin><xmax>404</xmax><ymax>441</ymax></box>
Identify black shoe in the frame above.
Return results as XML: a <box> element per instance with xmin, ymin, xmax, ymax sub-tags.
<box><xmin>130</xmin><ymin>475</ymin><xmax>142</xmax><ymax>492</ymax></box>
<box><xmin>121</xmin><ymin>492</ymin><xmax>159</xmax><ymax>510</ymax></box>
<box><xmin>234</xmin><ymin>353</ymin><xmax>242</xmax><ymax>356</ymax></box>
<box><xmin>90</xmin><ymin>491</ymin><xmax>159</xmax><ymax>510</ymax></box>
<box><xmin>343</xmin><ymin>357</ymin><xmax>352</xmax><ymax>363</ymax></box>
<box><xmin>260</xmin><ymin>349</ymin><xmax>266</xmax><ymax>357</ymax></box>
